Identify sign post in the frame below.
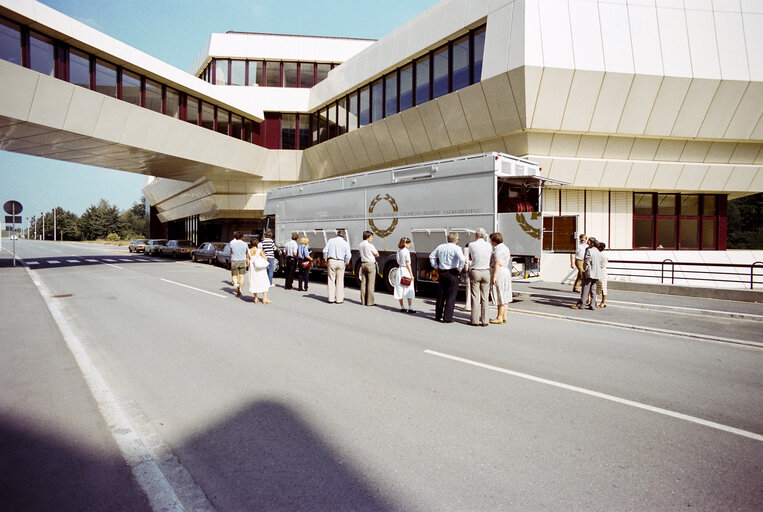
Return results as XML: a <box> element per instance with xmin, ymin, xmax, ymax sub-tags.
<box><xmin>4</xmin><ymin>200</ymin><xmax>23</xmax><ymax>267</ymax></box>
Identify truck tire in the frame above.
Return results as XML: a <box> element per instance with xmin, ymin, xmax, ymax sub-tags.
<box><xmin>382</xmin><ymin>262</ymin><xmax>398</xmax><ymax>294</ymax></box>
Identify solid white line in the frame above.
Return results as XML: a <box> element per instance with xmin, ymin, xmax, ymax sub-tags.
<box><xmin>160</xmin><ymin>278</ymin><xmax>227</xmax><ymax>298</ymax></box>
<box><xmin>424</xmin><ymin>350</ymin><xmax>763</xmax><ymax>443</ymax></box>
<box><xmin>104</xmin><ymin>263</ymin><xmax>124</xmax><ymax>270</ymax></box>
<box><xmin>26</xmin><ymin>268</ymin><xmax>184</xmax><ymax>511</ymax></box>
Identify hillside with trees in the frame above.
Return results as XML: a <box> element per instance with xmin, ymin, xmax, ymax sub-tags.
<box><xmin>28</xmin><ymin>199</ymin><xmax>147</xmax><ymax>241</ymax></box>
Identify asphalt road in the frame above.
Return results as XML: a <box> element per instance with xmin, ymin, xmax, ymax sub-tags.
<box><xmin>3</xmin><ymin>239</ymin><xmax>763</xmax><ymax>511</ymax></box>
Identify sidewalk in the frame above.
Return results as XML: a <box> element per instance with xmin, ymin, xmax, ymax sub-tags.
<box><xmin>0</xmin><ymin>258</ymin><xmax>151</xmax><ymax>511</ymax></box>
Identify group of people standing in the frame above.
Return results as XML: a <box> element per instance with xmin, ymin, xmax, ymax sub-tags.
<box><xmin>229</xmin><ymin>228</ymin><xmax>515</xmax><ymax>324</ymax></box>
<box><xmin>570</xmin><ymin>233</ymin><xmax>608</xmax><ymax>309</ymax></box>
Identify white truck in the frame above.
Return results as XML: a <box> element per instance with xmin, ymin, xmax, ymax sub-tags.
<box><xmin>264</xmin><ymin>153</ymin><xmax>558</xmax><ymax>292</ymax></box>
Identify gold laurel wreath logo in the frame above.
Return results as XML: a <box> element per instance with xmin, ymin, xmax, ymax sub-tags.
<box><xmin>515</xmin><ymin>212</ymin><xmax>541</xmax><ymax>240</ymax></box>
<box><xmin>368</xmin><ymin>194</ymin><xmax>399</xmax><ymax>238</ymax></box>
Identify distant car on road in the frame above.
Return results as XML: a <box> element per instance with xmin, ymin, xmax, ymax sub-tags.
<box><xmin>128</xmin><ymin>238</ymin><xmax>147</xmax><ymax>253</ymax></box>
<box><xmin>192</xmin><ymin>242</ymin><xmax>225</xmax><ymax>264</ymax></box>
<box><xmin>215</xmin><ymin>243</ymin><xmax>232</xmax><ymax>269</ymax></box>
<box><xmin>160</xmin><ymin>240</ymin><xmax>195</xmax><ymax>258</ymax></box>
<box><xmin>144</xmin><ymin>239</ymin><xmax>167</xmax><ymax>256</ymax></box>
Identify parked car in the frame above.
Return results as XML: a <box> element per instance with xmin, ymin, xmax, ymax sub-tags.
<box><xmin>192</xmin><ymin>242</ymin><xmax>225</xmax><ymax>264</ymax></box>
<box><xmin>215</xmin><ymin>243</ymin><xmax>232</xmax><ymax>269</ymax></box>
<box><xmin>128</xmin><ymin>238</ymin><xmax>147</xmax><ymax>253</ymax></box>
<box><xmin>144</xmin><ymin>239</ymin><xmax>167</xmax><ymax>256</ymax></box>
<box><xmin>160</xmin><ymin>240</ymin><xmax>195</xmax><ymax>258</ymax></box>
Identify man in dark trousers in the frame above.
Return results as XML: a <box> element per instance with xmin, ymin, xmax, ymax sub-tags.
<box><xmin>429</xmin><ymin>232</ymin><xmax>466</xmax><ymax>323</ymax></box>
<box><xmin>283</xmin><ymin>232</ymin><xmax>299</xmax><ymax>290</ymax></box>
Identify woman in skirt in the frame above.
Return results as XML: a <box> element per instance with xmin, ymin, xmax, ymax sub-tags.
<box><xmin>489</xmin><ymin>232</ymin><xmax>512</xmax><ymax>324</ymax></box>
<box><xmin>394</xmin><ymin>237</ymin><xmax>416</xmax><ymax>313</ymax></box>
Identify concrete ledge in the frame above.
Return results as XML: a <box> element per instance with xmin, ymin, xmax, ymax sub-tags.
<box><xmin>608</xmin><ymin>280</ymin><xmax>763</xmax><ymax>303</ymax></box>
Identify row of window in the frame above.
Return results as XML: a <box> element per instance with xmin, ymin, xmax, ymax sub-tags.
<box><xmin>0</xmin><ymin>17</ymin><xmax>262</xmax><ymax>144</ymax></box>
<box><xmin>199</xmin><ymin>59</ymin><xmax>337</xmax><ymax>88</ymax></box>
<box><xmin>634</xmin><ymin>193</ymin><xmax>722</xmax><ymax>250</ymax></box>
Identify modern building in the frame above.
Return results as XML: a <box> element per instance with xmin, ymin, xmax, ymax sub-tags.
<box><xmin>1</xmin><ymin>0</ymin><xmax>761</xmax><ymax>285</ymax></box>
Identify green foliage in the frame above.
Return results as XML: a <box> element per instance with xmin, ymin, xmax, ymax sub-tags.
<box><xmin>727</xmin><ymin>193</ymin><xmax>763</xmax><ymax>249</ymax></box>
<box><xmin>78</xmin><ymin>199</ymin><xmax>121</xmax><ymax>240</ymax></box>
<box><xmin>105</xmin><ymin>233</ymin><xmax>121</xmax><ymax>241</ymax></box>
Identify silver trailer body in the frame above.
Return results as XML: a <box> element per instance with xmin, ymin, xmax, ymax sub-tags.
<box><xmin>265</xmin><ymin>153</ymin><xmax>550</xmax><ymax>286</ymax></box>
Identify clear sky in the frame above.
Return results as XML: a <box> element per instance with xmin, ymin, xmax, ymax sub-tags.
<box><xmin>0</xmin><ymin>0</ymin><xmax>439</xmax><ymax>227</ymax></box>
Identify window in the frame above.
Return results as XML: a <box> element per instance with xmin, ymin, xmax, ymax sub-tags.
<box><xmin>243</xmin><ymin>118</ymin><xmax>253</xmax><ymax>143</ymax></box>
<box><xmin>299</xmin><ymin>63</ymin><xmax>314</xmax><ymax>88</ymax></box>
<box><xmin>311</xmin><ymin>113</ymin><xmax>319</xmax><ymax>145</ymax></box>
<box><xmin>231</xmin><ymin>114</ymin><xmax>242</xmax><ymax>139</ymax></box>
<box><xmin>284</xmin><ymin>62</ymin><xmax>298</xmax><ymax>88</ymax></box>
<box><xmin>452</xmin><ymin>35</ymin><xmax>470</xmax><ymax>91</ymax></box>
<box><xmin>348</xmin><ymin>92</ymin><xmax>358</xmax><ymax>132</ymax></box>
<box><xmin>298</xmin><ymin>114</ymin><xmax>311</xmax><ymax>148</ymax></box>
<box><xmin>165</xmin><ymin>87</ymin><xmax>180</xmax><ymax>118</ymax></box>
<box><xmin>201</xmin><ymin>101</ymin><xmax>214</xmax><ymax>130</ymax></box>
<box><xmin>230</xmin><ymin>60</ymin><xmax>245</xmax><ymax>86</ymax></box>
<box><xmin>472</xmin><ymin>26</ymin><xmax>486</xmax><ymax>84</ymax></box>
<box><xmin>399</xmin><ymin>63</ymin><xmax>413</xmax><ymax>111</ymax></box>
<box><xmin>371</xmin><ymin>79</ymin><xmax>383</xmax><ymax>122</ymax></box>
<box><xmin>29</xmin><ymin>32</ymin><xmax>54</xmax><ymax>76</ymax></box>
<box><xmin>432</xmin><ymin>46</ymin><xmax>449</xmax><ymax>98</ymax></box>
<box><xmin>247</xmin><ymin>61</ymin><xmax>262</xmax><ymax>86</ymax></box>
<box><xmin>336</xmin><ymin>97</ymin><xmax>348</xmax><ymax>135</ymax></box>
<box><xmin>95</xmin><ymin>59</ymin><xmax>117</xmax><ymax>97</ymax></box>
<box><xmin>145</xmin><ymin>79</ymin><xmax>162</xmax><ymax>113</ymax></box>
<box><xmin>702</xmin><ymin>196</ymin><xmax>717</xmax><ymax>249</ymax></box>
<box><xmin>186</xmin><ymin>96</ymin><xmax>199</xmax><ymax>125</ymax></box>
<box><xmin>633</xmin><ymin>193</ymin><xmax>722</xmax><ymax>250</ymax></box>
<box><xmin>359</xmin><ymin>85</ymin><xmax>370</xmax><ymax>126</ymax></box>
<box><xmin>265</xmin><ymin>61</ymin><xmax>281</xmax><ymax>86</ymax></box>
<box><xmin>319</xmin><ymin>107</ymin><xmax>329</xmax><ymax>142</ymax></box>
<box><xmin>542</xmin><ymin>216</ymin><xmax>577</xmax><ymax>252</ymax></box>
<box><xmin>121</xmin><ymin>70</ymin><xmax>141</xmax><ymax>106</ymax></box>
<box><xmin>415</xmin><ymin>55</ymin><xmax>430</xmax><ymax>105</ymax></box>
<box><xmin>69</xmin><ymin>48</ymin><xmax>90</xmax><ymax>89</ymax></box>
<box><xmin>385</xmin><ymin>72</ymin><xmax>397</xmax><ymax>117</ymax></box>
<box><xmin>317</xmin><ymin>63</ymin><xmax>331</xmax><ymax>83</ymax></box>
<box><xmin>215</xmin><ymin>59</ymin><xmax>228</xmax><ymax>85</ymax></box>
<box><xmin>0</xmin><ymin>18</ymin><xmax>22</xmax><ymax>65</ymax></box>
<box><xmin>216</xmin><ymin>107</ymin><xmax>229</xmax><ymax>135</ymax></box>
<box><xmin>282</xmin><ymin>114</ymin><xmax>296</xmax><ymax>149</ymax></box>
<box><xmin>679</xmin><ymin>195</ymin><xmax>700</xmax><ymax>249</ymax></box>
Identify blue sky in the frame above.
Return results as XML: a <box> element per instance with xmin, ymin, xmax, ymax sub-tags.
<box><xmin>1</xmin><ymin>0</ymin><xmax>439</xmax><ymax>227</ymax></box>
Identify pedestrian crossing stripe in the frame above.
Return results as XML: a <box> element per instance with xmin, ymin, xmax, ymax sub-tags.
<box><xmin>86</xmin><ymin>259</ymin><xmax>98</xmax><ymax>263</ymax></box>
<box><xmin>27</xmin><ymin>261</ymin><xmax>39</xmax><ymax>265</ymax></box>
<box><xmin>48</xmin><ymin>260</ymin><xmax>60</xmax><ymax>264</ymax></box>
<box><xmin>104</xmin><ymin>259</ymin><xmax>116</xmax><ymax>262</ymax></box>
<box><xmin>119</xmin><ymin>259</ymin><xmax>131</xmax><ymax>262</ymax></box>
<box><xmin>67</xmin><ymin>259</ymin><xmax>80</xmax><ymax>263</ymax></box>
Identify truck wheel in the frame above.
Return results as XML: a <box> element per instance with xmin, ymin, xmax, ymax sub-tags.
<box><xmin>382</xmin><ymin>263</ymin><xmax>398</xmax><ymax>294</ymax></box>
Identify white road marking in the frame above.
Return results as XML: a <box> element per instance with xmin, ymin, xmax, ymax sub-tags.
<box><xmin>27</xmin><ymin>261</ymin><xmax>39</xmax><ymax>265</ymax></box>
<box><xmin>160</xmin><ymin>278</ymin><xmax>227</xmax><ymax>298</ymax></box>
<box><xmin>86</xmin><ymin>259</ymin><xmax>99</xmax><ymax>263</ymax></box>
<box><xmin>26</xmin><ymin>268</ymin><xmax>185</xmax><ymax>511</ymax></box>
<box><xmin>104</xmin><ymin>258</ymin><xmax>117</xmax><ymax>262</ymax></box>
<box><xmin>425</xmin><ymin>350</ymin><xmax>763</xmax><ymax>443</ymax></box>
<box><xmin>51</xmin><ymin>249</ymin><xmax>62</xmax><ymax>253</ymax></box>
<box><xmin>137</xmin><ymin>258</ymin><xmax>149</xmax><ymax>262</ymax></box>
<box><xmin>119</xmin><ymin>258</ymin><xmax>132</xmax><ymax>262</ymax></box>
<box><xmin>105</xmin><ymin>263</ymin><xmax>124</xmax><ymax>269</ymax></box>
<box><xmin>67</xmin><ymin>259</ymin><xmax>80</xmax><ymax>263</ymax></box>
<box><xmin>48</xmin><ymin>260</ymin><xmax>60</xmax><ymax>264</ymax></box>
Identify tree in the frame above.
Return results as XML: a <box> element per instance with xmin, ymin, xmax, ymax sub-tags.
<box><xmin>118</xmin><ymin>198</ymin><xmax>147</xmax><ymax>238</ymax></box>
<box><xmin>41</xmin><ymin>207</ymin><xmax>81</xmax><ymax>240</ymax></box>
<box><xmin>728</xmin><ymin>193</ymin><xmax>763</xmax><ymax>249</ymax></box>
<box><xmin>78</xmin><ymin>199</ymin><xmax>120</xmax><ymax>240</ymax></box>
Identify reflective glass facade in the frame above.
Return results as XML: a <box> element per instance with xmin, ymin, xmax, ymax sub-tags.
<box><xmin>201</xmin><ymin>58</ymin><xmax>337</xmax><ymax>88</ymax></box>
<box><xmin>633</xmin><ymin>193</ymin><xmax>723</xmax><ymax>250</ymax></box>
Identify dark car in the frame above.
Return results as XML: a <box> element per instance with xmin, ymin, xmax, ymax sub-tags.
<box><xmin>128</xmin><ymin>238</ymin><xmax>147</xmax><ymax>253</ymax></box>
<box><xmin>192</xmin><ymin>242</ymin><xmax>225</xmax><ymax>264</ymax></box>
<box><xmin>215</xmin><ymin>243</ymin><xmax>232</xmax><ymax>269</ymax></box>
<box><xmin>160</xmin><ymin>240</ymin><xmax>195</xmax><ymax>258</ymax></box>
<box><xmin>144</xmin><ymin>239</ymin><xmax>167</xmax><ymax>256</ymax></box>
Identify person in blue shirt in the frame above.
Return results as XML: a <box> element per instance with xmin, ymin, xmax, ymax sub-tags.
<box><xmin>429</xmin><ymin>232</ymin><xmax>466</xmax><ymax>323</ymax></box>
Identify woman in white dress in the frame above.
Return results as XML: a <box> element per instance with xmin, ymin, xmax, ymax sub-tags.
<box><xmin>394</xmin><ymin>237</ymin><xmax>416</xmax><ymax>313</ymax></box>
<box><xmin>248</xmin><ymin>238</ymin><xmax>271</xmax><ymax>303</ymax></box>
<box><xmin>489</xmin><ymin>232</ymin><xmax>512</xmax><ymax>324</ymax></box>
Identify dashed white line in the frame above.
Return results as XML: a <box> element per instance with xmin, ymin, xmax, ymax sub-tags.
<box><xmin>425</xmin><ymin>350</ymin><xmax>763</xmax><ymax>443</ymax></box>
<box><xmin>160</xmin><ymin>278</ymin><xmax>227</xmax><ymax>298</ymax></box>
<box><xmin>104</xmin><ymin>263</ymin><xmax>124</xmax><ymax>269</ymax></box>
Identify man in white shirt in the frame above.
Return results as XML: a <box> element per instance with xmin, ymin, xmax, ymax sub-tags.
<box><xmin>429</xmin><ymin>232</ymin><xmax>466</xmax><ymax>323</ymax></box>
<box><xmin>466</xmin><ymin>228</ymin><xmax>492</xmax><ymax>326</ymax></box>
<box><xmin>570</xmin><ymin>233</ymin><xmax>587</xmax><ymax>292</ymax></box>
<box><xmin>358</xmin><ymin>230</ymin><xmax>380</xmax><ymax>306</ymax></box>
<box><xmin>229</xmin><ymin>231</ymin><xmax>249</xmax><ymax>296</ymax></box>
<box><xmin>283</xmin><ymin>232</ymin><xmax>299</xmax><ymax>290</ymax></box>
<box><xmin>573</xmin><ymin>237</ymin><xmax>602</xmax><ymax>310</ymax></box>
<box><xmin>323</xmin><ymin>229</ymin><xmax>352</xmax><ymax>303</ymax></box>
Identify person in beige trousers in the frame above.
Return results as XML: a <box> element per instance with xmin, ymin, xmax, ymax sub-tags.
<box><xmin>323</xmin><ymin>229</ymin><xmax>352</xmax><ymax>304</ymax></box>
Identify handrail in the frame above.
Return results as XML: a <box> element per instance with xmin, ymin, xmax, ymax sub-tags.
<box><xmin>753</xmin><ymin>261</ymin><xmax>763</xmax><ymax>290</ymax></box>
<box><xmin>661</xmin><ymin>259</ymin><xmax>674</xmax><ymax>285</ymax></box>
<box><xmin>607</xmin><ymin>259</ymin><xmax>763</xmax><ymax>290</ymax></box>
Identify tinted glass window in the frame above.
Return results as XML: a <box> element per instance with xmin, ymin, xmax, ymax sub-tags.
<box><xmin>359</xmin><ymin>86</ymin><xmax>370</xmax><ymax>126</ymax></box>
<box><xmin>385</xmin><ymin>73</ymin><xmax>397</xmax><ymax>117</ymax></box>
<box><xmin>703</xmin><ymin>195</ymin><xmax>716</xmax><ymax>216</ymax></box>
<box><xmin>634</xmin><ymin>218</ymin><xmax>653</xmax><ymax>249</ymax></box>
<box><xmin>121</xmin><ymin>70</ymin><xmax>141</xmax><ymax>106</ymax></box>
<box><xmin>432</xmin><ymin>46</ymin><xmax>449</xmax><ymax>98</ymax></box>
<box><xmin>657</xmin><ymin>218</ymin><xmax>676</xmax><ymax>248</ymax></box>
<box><xmin>166</xmin><ymin>87</ymin><xmax>180</xmax><ymax>118</ymax></box>
<box><xmin>472</xmin><ymin>26</ymin><xmax>486</xmax><ymax>83</ymax></box>
<box><xmin>215</xmin><ymin>59</ymin><xmax>228</xmax><ymax>85</ymax></box>
<box><xmin>634</xmin><ymin>193</ymin><xmax>653</xmax><ymax>215</ymax></box>
<box><xmin>371</xmin><ymin>79</ymin><xmax>383</xmax><ymax>122</ymax></box>
<box><xmin>284</xmin><ymin>62</ymin><xmax>298</xmax><ymax>88</ymax></box>
<box><xmin>399</xmin><ymin>64</ymin><xmax>413</xmax><ymax>111</ymax></box>
<box><xmin>216</xmin><ymin>107</ymin><xmax>229</xmax><ymax>135</ymax></box>
<box><xmin>348</xmin><ymin>92</ymin><xmax>358</xmax><ymax>132</ymax></box>
<box><xmin>69</xmin><ymin>48</ymin><xmax>90</xmax><ymax>88</ymax></box>
<box><xmin>336</xmin><ymin>97</ymin><xmax>347</xmax><ymax>135</ymax></box>
<box><xmin>299</xmin><ymin>63</ymin><xmax>314</xmax><ymax>88</ymax></box>
<box><xmin>247</xmin><ymin>61</ymin><xmax>261</xmax><ymax>86</ymax></box>
<box><xmin>0</xmin><ymin>18</ymin><xmax>22</xmax><ymax>65</ymax></box>
<box><xmin>415</xmin><ymin>55</ymin><xmax>430</xmax><ymax>105</ymax></box>
<box><xmin>657</xmin><ymin>194</ymin><xmax>676</xmax><ymax>216</ymax></box>
<box><xmin>186</xmin><ymin>96</ymin><xmax>199</xmax><ymax>125</ymax></box>
<box><xmin>231</xmin><ymin>114</ymin><xmax>242</xmax><ymax>139</ymax></box>
<box><xmin>282</xmin><ymin>114</ymin><xmax>296</xmax><ymax>149</ymax></box>
<box><xmin>317</xmin><ymin>63</ymin><xmax>331</xmax><ymax>83</ymax></box>
<box><xmin>452</xmin><ymin>35</ymin><xmax>470</xmax><ymax>90</ymax></box>
<box><xmin>702</xmin><ymin>219</ymin><xmax>716</xmax><ymax>249</ymax></box>
<box><xmin>201</xmin><ymin>101</ymin><xmax>214</xmax><ymax>130</ymax></box>
<box><xmin>145</xmin><ymin>78</ymin><xmax>162</xmax><ymax>112</ymax></box>
<box><xmin>680</xmin><ymin>219</ymin><xmax>699</xmax><ymax>249</ymax></box>
<box><xmin>265</xmin><ymin>61</ymin><xmax>281</xmax><ymax>86</ymax></box>
<box><xmin>95</xmin><ymin>59</ymin><xmax>117</xmax><ymax>97</ymax></box>
<box><xmin>680</xmin><ymin>195</ymin><xmax>699</xmax><ymax>216</ymax></box>
<box><xmin>298</xmin><ymin>114</ymin><xmax>311</xmax><ymax>148</ymax></box>
<box><xmin>30</xmin><ymin>32</ymin><xmax>54</xmax><ymax>76</ymax></box>
<box><xmin>230</xmin><ymin>60</ymin><xmax>245</xmax><ymax>86</ymax></box>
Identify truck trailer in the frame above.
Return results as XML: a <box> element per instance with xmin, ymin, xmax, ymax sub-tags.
<box><xmin>264</xmin><ymin>153</ymin><xmax>560</xmax><ymax>292</ymax></box>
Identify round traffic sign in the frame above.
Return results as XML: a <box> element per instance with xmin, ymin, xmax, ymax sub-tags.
<box><xmin>3</xmin><ymin>200</ymin><xmax>23</xmax><ymax>215</ymax></box>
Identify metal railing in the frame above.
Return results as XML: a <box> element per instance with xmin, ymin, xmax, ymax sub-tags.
<box><xmin>607</xmin><ymin>259</ymin><xmax>763</xmax><ymax>290</ymax></box>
